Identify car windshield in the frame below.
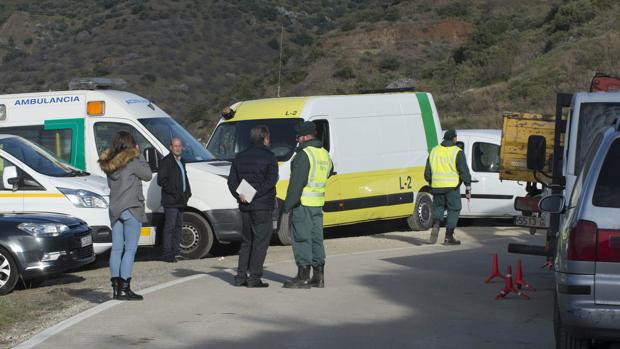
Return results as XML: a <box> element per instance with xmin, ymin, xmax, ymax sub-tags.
<box><xmin>575</xmin><ymin>102</ymin><xmax>620</xmax><ymax>174</ymax></box>
<box><xmin>138</xmin><ymin>118</ymin><xmax>215</xmax><ymax>163</ymax></box>
<box><xmin>0</xmin><ymin>137</ymin><xmax>82</xmax><ymax>177</ymax></box>
<box><xmin>206</xmin><ymin>118</ymin><xmax>301</xmax><ymax>161</ymax></box>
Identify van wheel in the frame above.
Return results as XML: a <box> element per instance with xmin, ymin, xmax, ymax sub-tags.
<box><xmin>554</xmin><ymin>295</ymin><xmax>591</xmax><ymax>349</ymax></box>
<box><xmin>0</xmin><ymin>247</ymin><xmax>18</xmax><ymax>295</ymax></box>
<box><xmin>180</xmin><ymin>212</ymin><xmax>214</xmax><ymax>259</ymax></box>
<box><xmin>277</xmin><ymin>212</ymin><xmax>292</xmax><ymax>246</ymax></box>
<box><xmin>408</xmin><ymin>192</ymin><xmax>433</xmax><ymax>231</ymax></box>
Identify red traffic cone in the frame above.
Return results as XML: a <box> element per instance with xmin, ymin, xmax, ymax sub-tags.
<box><xmin>495</xmin><ymin>265</ymin><xmax>529</xmax><ymax>300</ymax></box>
<box><xmin>515</xmin><ymin>259</ymin><xmax>535</xmax><ymax>291</ymax></box>
<box><xmin>484</xmin><ymin>254</ymin><xmax>504</xmax><ymax>283</ymax></box>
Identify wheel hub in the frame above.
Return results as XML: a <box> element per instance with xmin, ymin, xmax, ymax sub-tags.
<box><xmin>180</xmin><ymin>224</ymin><xmax>200</xmax><ymax>252</ymax></box>
<box><xmin>0</xmin><ymin>253</ymin><xmax>11</xmax><ymax>288</ymax></box>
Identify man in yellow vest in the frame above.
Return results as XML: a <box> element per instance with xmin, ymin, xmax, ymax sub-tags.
<box><xmin>424</xmin><ymin>129</ymin><xmax>472</xmax><ymax>245</ymax></box>
<box><xmin>282</xmin><ymin>121</ymin><xmax>332</xmax><ymax>289</ymax></box>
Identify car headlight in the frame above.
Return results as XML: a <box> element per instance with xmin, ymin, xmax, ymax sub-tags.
<box><xmin>18</xmin><ymin>222</ymin><xmax>69</xmax><ymax>237</ymax></box>
<box><xmin>57</xmin><ymin>188</ymin><xmax>108</xmax><ymax>208</ymax></box>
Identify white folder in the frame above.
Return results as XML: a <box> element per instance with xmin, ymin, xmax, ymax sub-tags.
<box><xmin>236</xmin><ymin>179</ymin><xmax>257</xmax><ymax>203</ymax></box>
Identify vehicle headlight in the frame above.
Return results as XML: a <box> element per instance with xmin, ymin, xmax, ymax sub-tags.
<box><xmin>18</xmin><ymin>223</ymin><xmax>69</xmax><ymax>237</ymax></box>
<box><xmin>57</xmin><ymin>188</ymin><xmax>108</xmax><ymax>208</ymax></box>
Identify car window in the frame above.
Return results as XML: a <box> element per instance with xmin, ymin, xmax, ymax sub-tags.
<box><xmin>569</xmin><ymin>133</ymin><xmax>603</xmax><ymax>208</ymax></box>
<box><xmin>0</xmin><ymin>125</ymin><xmax>73</xmax><ymax>163</ymax></box>
<box><xmin>593</xmin><ymin>138</ymin><xmax>620</xmax><ymax>208</ymax></box>
<box><xmin>472</xmin><ymin>142</ymin><xmax>500</xmax><ymax>173</ymax></box>
<box><xmin>94</xmin><ymin>122</ymin><xmax>157</xmax><ymax>157</ymax></box>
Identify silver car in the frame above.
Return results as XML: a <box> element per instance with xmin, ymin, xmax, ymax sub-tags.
<box><xmin>540</xmin><ymin>117</ymin><xmax>620</xmax><ymax>348</ymax></box>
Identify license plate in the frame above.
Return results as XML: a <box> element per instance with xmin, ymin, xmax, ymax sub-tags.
<box><xmin>80</xmin><ymin>235</ymin><xmax>93</xmax><ymax>247</ymax></box>
<box><xmin>514</xmin><ymin>215</ymin><xmax>548</xmax><ymax>229</ymax></box>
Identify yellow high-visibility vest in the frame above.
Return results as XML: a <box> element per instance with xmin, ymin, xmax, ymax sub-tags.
<box><xmin>301</xmin><ymin>146</ymin><xmax>331</xmax><ymax>207</ymax></box>
<box><xmin>429</xmin><ymin>145</ymin><xmax>460</xmax><ymax>188</ymax></box>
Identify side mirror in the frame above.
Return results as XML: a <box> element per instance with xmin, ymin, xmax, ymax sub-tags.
<box><xmin>144</xmin><ymin>148</ymin><xmax>159</xmax><ymax>172</ymax></box>
<box><xmin>538</xmin><ymin>195</ymin><xmax>565</xmax><ymax>214</ymax></box>
<box><xmin>526</xmin><ymin>135</ymin><xmax>546</xmax><ymax>171</ymax></box>
<box><xmin>2</xmin><ymin>166</ymin><xmax>18</xmax><ymax>191</ymax></box>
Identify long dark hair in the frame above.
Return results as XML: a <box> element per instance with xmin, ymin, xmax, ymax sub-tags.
<box><xmin>108</xmin><ymin>131</ymin><xmax>137</xmax><ymax>159</ymax></box>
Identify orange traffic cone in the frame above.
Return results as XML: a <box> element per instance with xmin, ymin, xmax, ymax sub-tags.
<box><xmin>484</xmin><ymin>253</ymin><xmax>504</xmax><ymax>283</ymax></box>
<box><xmin>495</xmin><ymin>265</ymin><xmax>529</xmax><ymax>300</ymax></box>
<box><xmin>515</xmin><ymin>259</ymin><xmax>535</xmax><ymax>291</ymax></box>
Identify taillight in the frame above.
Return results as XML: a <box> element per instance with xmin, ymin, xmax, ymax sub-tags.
<box><xmin>568</xmin><ymin>220</ymin><xmax>598</xmax><ymax>261</ymax></box>
<box><xmin>597</xmin><ymin>229</ymin><xmax>620</xmax><ymax>263</ymax></box>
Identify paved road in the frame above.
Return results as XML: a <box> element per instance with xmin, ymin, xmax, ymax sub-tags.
<box><xmin>21</xmin><ymin>229</ymin><xmax>554</xmax><ymax>349</ymax></box>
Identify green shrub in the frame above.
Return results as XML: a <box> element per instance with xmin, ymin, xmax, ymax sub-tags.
<box><xmin>378</xmin><ymin>57</ymin><xmax>401</xmax><ymax>71</ymax></box>
<box><xmin>333</xmin><ymin>66</ymin><xmax>355</xmax><ymax>80</ymax></box>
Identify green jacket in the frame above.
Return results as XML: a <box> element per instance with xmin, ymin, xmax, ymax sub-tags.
<box><xmin>424</xmin><ymin>140</ymin><xmax>472</xmax><ymax>194</ymax></box>
<box><xmin>283</xmin><ymin>139</ymin><xmax>331</xmax><ymax>212</ymax></box>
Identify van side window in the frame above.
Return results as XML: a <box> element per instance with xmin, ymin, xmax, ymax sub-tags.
<box><xmin>314</xmin><ymin>120</ymin><xmax>330</xmax><ymax>151</ymax></box>
<box><xmin>1</xmin><ymin>126</ymin><xmax>72</xmax><ymax>163</ymax></box>
<box><xmin>94</xmin><ymin>122</ymin><xmax>160</xmax><ymax>167</ymax></box>
<box><xmin>569</xmin><ymin>134</ymin><xmax>603</xmax><ymax>209</ymax></box>
<box><xmin>472</xmin><ymin>142</ymin><xmax>499</xmax><ymax>173</ymax></box>
<box><xmin>593</xmin><ymin>139</ymin><xmax>620</xmax><ymax>208</ymax></box>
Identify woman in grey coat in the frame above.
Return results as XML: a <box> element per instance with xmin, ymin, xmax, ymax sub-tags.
<box><xmin>99</xmin><ymin>131</ymin><xmax>152</xmax><ymax>300</ymax></box>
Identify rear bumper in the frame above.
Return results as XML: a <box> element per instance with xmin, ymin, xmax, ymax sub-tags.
<box><xmin>204</xmin><ymin>209</ymin><xmax>242</xmax><ymax>243</ymax></box>
<box><xmin>556</xmin><ymin>272</ymin><xmax>620</xmax><ymax>341</ymax></box>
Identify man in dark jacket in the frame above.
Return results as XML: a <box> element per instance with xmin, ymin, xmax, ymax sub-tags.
<box><xmin>424</xmin><ymin>129</ymin><xmax>472</xmax><ymax>245</ymax></box>
<box><xmin>158</xmin><ymin>137</ymin><xmax>192</xmax><ymax>262</ymax></box>
<box><xmin>227</xmin><ymin>125</ymin><xmax>279</xmax><ymax>288</ymax></box>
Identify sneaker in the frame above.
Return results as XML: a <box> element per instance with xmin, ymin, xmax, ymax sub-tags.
<box><xmin>174</xmin><ymin>255</ymin><xmax>186</xmax><ymax>262</ymax></box>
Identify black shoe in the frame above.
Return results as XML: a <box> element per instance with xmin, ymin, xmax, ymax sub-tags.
<box><xmin>117</xmin><ymin>278</ymin><xmax>143</xmax><ymax>301</ymax></box>
<box><xmin>165</xmin><ymin>257</ymin><xmax>177</xmax><ymax>263</ymax></box>
<box><xmin>111</xmin><ymin>277</ymin><xmax>121</xmax><ymax>300</ymax></box>
<box><xmin>246</xmin><ymin>280</ymin><xmax>269</xmax><ymax>288</ymax></box>
<box><xmin>233</xmin><ymin>275</ymin><xmax>247</xmax><ymax>287</ymax></box>
<box><xmin>174</xmin><ymin>255</ymin><xmax>186</xmax><ymax>262</ymax></box>
<box><xmin>283</xmin><ymin>265</ymin><xmax>311</xmax><ymax>289</ymax></box>
<box><xmin>429</xmin><ymin>220</ymin><xmax>441</xmax><ymax>244</ymax></box>
<box><xmin>443</xmin><ymin>228</ymin><xmax>461</xmax><ymax>245</ymax></box>
<box><xmin>309</xmin><ymin>264</ymin><xmax>324</xmax><ymax>288</ymax></box>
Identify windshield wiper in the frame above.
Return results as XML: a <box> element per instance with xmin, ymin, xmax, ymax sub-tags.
<box><xmin>63</xmin><ymin>169</ymin><xmax>89</xmax><ymax>177</ymax></box>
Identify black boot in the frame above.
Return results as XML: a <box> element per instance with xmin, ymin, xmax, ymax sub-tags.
<box><xmin>443</xmin><ymin>228</ymin><xmax>461</xmax><ymax>245</ymax></box>
<box><xmin>117</xmin><ymin>278</ymin><xmax>144</xmax><ymax>301</ymax></box>
<box><xmin>283</xmin><ymin>265</ymin><xmax>311</xmax><ymax>289</ymax></box>
<box><xmin>111</xmin><ymin>277</ymin><xmax>120</xmax><ymax>300</ymax></box>
<box><xmin>429</xmin><ymin>220</ymin><xmax>441</xmax><ymax>244</ymax></box>
<box><xmin>309</xmin><ymin>264</ymin><xmax>324</xmax><ymax>288</ymax></box>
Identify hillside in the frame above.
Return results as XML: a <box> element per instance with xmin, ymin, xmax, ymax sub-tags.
<box><xmin>0</xmin><ymin>0</ymin><xmax>618</xmax><ymax>138</ymax></box>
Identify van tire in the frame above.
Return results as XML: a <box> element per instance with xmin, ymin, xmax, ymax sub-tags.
<box><xmin>408</xmin><ymin>192</ymin><xmax>433</xmax><ymax>231</ymax></box>
<box><xmin>277</xmin><ymin>212</ymin><xmax>292</xmax><ymax>246</ymax></box>
<box><xmin>0</xmin><ymin>247</ymin><xmax>18</xmax><ymax>295</ymax></box>
<box><xmin>554</xmin><ymin>295</ymin><xmax>591</xmax><ymax>349</ymax></box>
<box><xmin>180</xmin><ymin>212</ymin><xmax>214</xmax><ymax>259</ymax></box>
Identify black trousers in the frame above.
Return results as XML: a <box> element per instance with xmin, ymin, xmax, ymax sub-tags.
<box><xmin>237</xmin><ymin>210</ymin><xmax>272</xmax><ymax>281</ymax></box>
<box><xmin>163</xmin><ymin>207</ymin><xmax>183</xmax><ymax>257</ymax></box>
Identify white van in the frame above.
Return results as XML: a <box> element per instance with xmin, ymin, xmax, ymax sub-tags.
<box><xmin>0</xmin><ymin>83</ymin><xmax>240</xmax><ymax>258</ymax></box>
<box><xmin>454</xmin><ymin>129</ymin><xmax>525</xmax><ymax>217</ymax></box>
<box><xmin>206</xmin><ymin>91</ymin><xmax>443</xmax><ymax>243</ymax></box>
<box><xmin>0</xmin><ymin>134</ymin><xmax>109</xmax><ymax>254</ymax></box>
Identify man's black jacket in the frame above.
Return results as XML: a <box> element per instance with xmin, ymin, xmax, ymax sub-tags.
<box><xmin>227</xmin><ymin>144</ymin><xmax>279</xmax><ymax>212</ymax></box>
<box><xmin>157</xmin><ymin>153</ymin><xmax>192</xmax><ymax>208</ymax></box>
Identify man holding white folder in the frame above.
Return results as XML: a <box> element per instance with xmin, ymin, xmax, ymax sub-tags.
<box><xmin>227</xmin><ymin>125</ymin><xmax>279</xmax><ymax>288</ymax></box>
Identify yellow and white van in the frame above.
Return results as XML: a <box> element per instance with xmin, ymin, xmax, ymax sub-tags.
<box><xmin>206</xmin><ymin>91</ymin><xmax>443</xmax><ymax>243</ymax></box>
<box><xmin>0</xmin><ymin>80</ymin><xmax>240</xmax><ymax>258</ymax></box>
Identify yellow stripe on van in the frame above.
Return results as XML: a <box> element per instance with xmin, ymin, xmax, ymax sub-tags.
<box><xmin>0</xmin><ymin>193</ymin><xmax>65</xmax><ymax>198</ymax></box>
<box><xmin>230</xmin><ymin>97</ymin><xmax>309</xmax><ymax>121</ymax></box>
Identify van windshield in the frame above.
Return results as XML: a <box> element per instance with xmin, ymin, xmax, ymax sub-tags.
<box><xmin>138</xmin><ymin>118</ymin><xmax>215</xmax><ymax>163</ymax></box>
<box><xmin>0</xmin><ymin>137</ymin><xmax>83</xmax><ymax>177</ymax></box>
<box><xmin>206</xmin><ymin>118</ymin><xmax>301</xmax><ymax>161</ymax></box>
<box><xmin>575</xmin><ymin>102</ymin><xmax>620</xmax><ymax>174</ymax></box>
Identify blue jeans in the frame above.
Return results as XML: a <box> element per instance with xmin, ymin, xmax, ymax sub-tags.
<box><xmin>109</xmin><ymin>210</ymin><xmax>141</xmax><ymax>279</ymax></box>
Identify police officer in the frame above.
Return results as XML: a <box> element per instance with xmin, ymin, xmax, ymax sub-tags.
<box><xmin>282</xmin><ymin>121</ymin><xmax>332</xmax><ymax>289</ymax></box>
<box><xmin>424</xmin><ymin>129</ymin><xmax>472</xmax><ymax>245</ymax></box>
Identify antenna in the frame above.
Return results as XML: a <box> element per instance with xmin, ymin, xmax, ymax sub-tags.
<box><xmin>277</xmin><ymin>25</ymin><xmax>284</xmax><ymax>98</ymax></box>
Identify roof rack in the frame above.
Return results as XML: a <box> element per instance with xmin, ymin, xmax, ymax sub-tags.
<box><xmin>69</xmin><ymin>77</ymin><xmax>127</xmax><ymax>90</ymax></box>
<box><xmin>358</xmin><ymin>87</ymin><xmax>416</xmax><ymax>94</ymax></box>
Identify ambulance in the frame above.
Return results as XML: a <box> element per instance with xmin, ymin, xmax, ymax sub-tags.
<box><xmin>0</xmin><ymin>79</ymin><xmax>240</xmax><ymax>259</ymax></box>
<box><xmin>206</xmin><ymin>90</ymin><xmax>443</xmax><ymax>244</ymax></box>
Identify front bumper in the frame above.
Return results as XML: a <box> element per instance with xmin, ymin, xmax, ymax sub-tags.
<box><xmin>91</xmin><ymin>225</ymin><xmax>113</xmax><ymax>255</ymax></box>
<box><xmin>204</xmin><ymin>209</ymin><xmax>243</xmax><ymax>243</ymax></box>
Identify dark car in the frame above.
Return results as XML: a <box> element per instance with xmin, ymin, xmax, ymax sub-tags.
<box><xmin>0</xmin><ymin>212</ymin><xmax>95</xmax><ymax>295</ymax></box>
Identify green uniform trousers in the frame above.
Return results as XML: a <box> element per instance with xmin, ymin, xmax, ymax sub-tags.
<box><xmin>432</xmin><ymin>188</ymin><xmax>462</xmax><ymax>230</ymax></box>
<box><xmin>290</xmin><ymin>205</ymin><xmax>325</xmax><ymax>267</ymax></box>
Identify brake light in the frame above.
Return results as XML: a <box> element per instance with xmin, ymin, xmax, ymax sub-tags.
<box><xmin>597</xmin><ymin>229</ymin><xmax>620</xmax><ymax>263</ymax></box>
<box><xmin>568</xmin><ymin>220</ymin><xmax>598</xmax><ymax>261</ymax></box>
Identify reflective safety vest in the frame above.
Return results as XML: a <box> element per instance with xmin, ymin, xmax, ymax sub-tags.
<box><xmin>301</xmin><ymin>146</ymin><xmax>331</xmax><ymax>207</ymax></box>
<box><xmin>429</xmin><ymin>145</ymin><xmax>460</xmax><ymax>188</ymax></box>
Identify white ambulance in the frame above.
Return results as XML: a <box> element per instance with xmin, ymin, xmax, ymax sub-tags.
<box><xmin>0</xmin><ymin>80</ymin><xmax>240</xmax><ymax>258</ymax></box>
<box><xmin>206</xmin><ymin>91</ymin><xmax>443</xmax><ymax>244</ymax></box>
